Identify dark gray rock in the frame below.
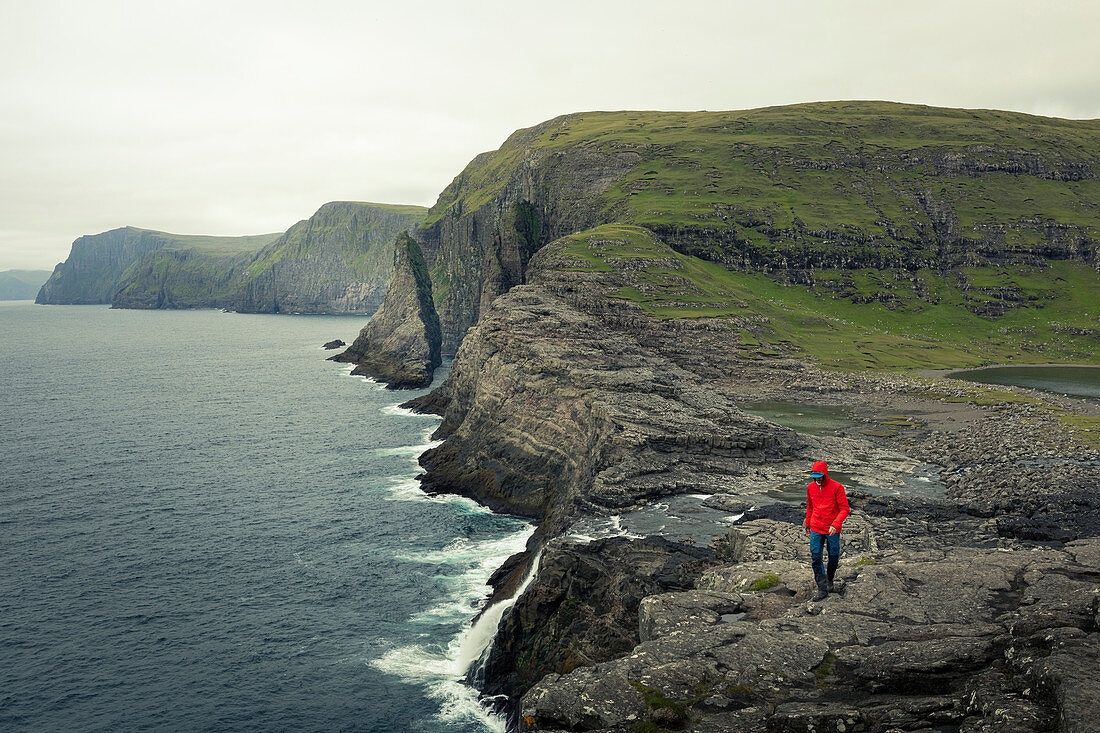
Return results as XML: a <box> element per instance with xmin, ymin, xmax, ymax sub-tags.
<box><xmin>518</xmin><ymin>538</ymin><xmax>1100</xmax><ymax>732</ymax></box>
<box><xmin>482</xmin><ymin>535</ymin><xmax>718</xmax><ymax>703</ymax></box>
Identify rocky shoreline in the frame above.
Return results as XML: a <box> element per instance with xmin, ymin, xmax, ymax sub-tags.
<box><xmin>390</xmin><ymin>236</ymin><xmax>1099</xmax><ymax>731</ymax></box>
<box><xmin>509</xmin><ymin>365</ymin><xmax>1100</xmax><ymax>732</ymax></box>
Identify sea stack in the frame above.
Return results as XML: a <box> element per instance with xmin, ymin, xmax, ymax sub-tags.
<box><xmin>331</xmin><ymin>232</ymin><xmax>442</xmax><ymax>388</ymax></box>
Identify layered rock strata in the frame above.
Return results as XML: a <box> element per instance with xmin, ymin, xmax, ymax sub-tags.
<box><xmin>406</xmin><ymin>242</ymin><xmax>806</xmax><ymax>528</ymax></box>
<box><xmin>496</xmin><ymin>365</ymin><xmax>1100</xmax><ymax>731</ymax></box>
<box><xmin>521</xmin><ymin>534</ymin><xmax>1100</xmax><ymax>732</ymax></box>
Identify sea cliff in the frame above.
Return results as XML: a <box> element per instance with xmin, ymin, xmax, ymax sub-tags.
<box><xmin>354</xmin><ymin>101</ymin><xmax>1100</xmax><ymax>388</ymax></box>
<box><xmin>407</xmin><ymin>225</ymin><xmax>1100</xmax><ymax>731</ymax></box>
<box><xmin>330</xmin><ymin>232</ymin><xmax>442</xmax><ymax>388</ymax></box>
<box><xmin>353</xmin><ymin>103</ymin><xmax>1100</xmax><ymax>730</ymax></box>
<box><xmin>36</xmin><ymin>227</ymin><xmax>280</xmax><ymax>305</ymax></box>
<box><xmin>0</xmin><ymin>270</ymin><xmax>51</xmax><ymax>300</ymax></box>
<box><xmin>38</xmin><ymin>201</ymin><xmax>426</xmax><ymax>314</ymax></box>
<box><xmin>233</xmin><ymin>201</ymin><xmax>426</xmax><ymax>314</ymax></box>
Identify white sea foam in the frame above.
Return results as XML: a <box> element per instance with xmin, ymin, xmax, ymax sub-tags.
<box><xmin>338</xmin><ymin>364</ymin><xmax>384</xmax><ymax>388</ymax></box>
<box><xmin>373</xmin><ymin>441</ymin><xmax>443</xmax><ymax>457</ymax></box>
<box><xmin>372</xmin><ymin>527</ymin><xmax>538</xmax><ymax>732</ymax></box>
<box><xmin>398</xmin><ymin>534</ymin><xmax>531</xmax><ymax>567</ymax></box>
<box><xmin>724</xmin><ymin>512</ymin><xmax>745</xmax><ymax>523</ymax></box>
<box><xmin>563</xmin><ymin>515</ymin><xmax>644</xmax><ymax>544</ymax></box>
<box><xmin>381</xmin><ymin>404</ymin><xmax>439</xmax><ymax>418</ymax></box>
<box><xmin>379</xmin><ymin>476</ymin><xmax>495</xmax><ymax>515</ymax></box>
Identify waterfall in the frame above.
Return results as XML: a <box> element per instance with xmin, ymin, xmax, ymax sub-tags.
<box><xmin>460</xmin><ymin>550</ymin><xmax>543</xmax><ymax>686</ymax></box>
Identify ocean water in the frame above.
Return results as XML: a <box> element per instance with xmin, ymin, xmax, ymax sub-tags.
<box><xmin>951</xmin><ymin>365</ymin><xmax>1100</xmax><ymax>400</ymax></box>
<box><xmin>0</xmin><ymin>302</ymin><xmax>531</xmax><ymax>733</ymax></box>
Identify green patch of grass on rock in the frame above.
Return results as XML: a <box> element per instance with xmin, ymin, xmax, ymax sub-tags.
<box><xmin>814</xmin><ymin>652</ymin><xmax>838</xmax><ymax>687</ymax></box>
<box><xmin>540</xmin><ymin>224</ymin><xmax>1100</xmax><ymax>372</ymax></box>
<box><xmin>629</xmin><ymin>681</ymin><xmax>689</xmax><ymax>729</ymax></box>
<box><xmin>1055</xmin><ymin>414</ymin><xmax>1100</xmax><ymax>449</ymax></box>
<box><xmin>748</xmin><ymin>572</ymin><xmax>780</xmax><ymax>592</ymax></box>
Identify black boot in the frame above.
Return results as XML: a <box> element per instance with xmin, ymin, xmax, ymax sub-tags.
<box><xmin>812</xmin><ymin>572</ymin><xmax>828</xmax><ymax>601</ymax></box>
<box><xmin>826</xmin><ymin>568</ymin><xmax>836</xmax><ymax>593</ymax></box>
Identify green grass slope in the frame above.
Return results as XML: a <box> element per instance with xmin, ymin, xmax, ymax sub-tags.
<box><xmin>243</xmin><ymin>202</ymin><xmax>426</xmax><ymax>281</ymax></box>
<box><xmin>138</xmin><ymin>229</ymin><xmax>282</xmax><ymax>255</ymax></box>
<box><xmin>37</xmin><ymin>228</ymin><xmax>281</xmax><ymax>304</ymax></box>
<box><xmin>103</xmin><ymin>203</ymin><xmax>427</xmax><ymax>312</ymax></box>
<box><xmin>430</xmin><ymin>102</ymin><xmax>1100</xmax><ymax>262</ymax></box>
<box><xmin>113</xmin><ymin>248</ymin><xmax>258</xmax><ymax>309</ymax></box>
<box><xmin>541</xmin><ymin>224</ymin><xmax>1100</xmax><ymax>370</ymax></box>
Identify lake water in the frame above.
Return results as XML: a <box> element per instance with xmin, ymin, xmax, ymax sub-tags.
<box><xmin>0</xmin><ymin>302</ymin><xmax>529</xmax><ymax>732</ymax></box>
<box><xmin>740</xmin><ymin>401</ymin><xmax>858</xmax><ymax>436</ymax></box>
<box><xmin>950</xmin><ymin>365</ymin><xmax>1100</xmax><ymax>400</ymax></box>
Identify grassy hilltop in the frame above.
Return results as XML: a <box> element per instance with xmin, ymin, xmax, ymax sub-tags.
<box><xmin>414</xmin><ymin>102</ymin><xmax>1100</xmax><ymax>370</ymax></box>
<box><xmin>433</xmin><ymin>101</ymin><xmax>1100</xmax><ymax>237</ymax></box>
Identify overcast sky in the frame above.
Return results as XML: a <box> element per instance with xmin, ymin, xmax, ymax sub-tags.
<box><xmin>2</xmin><ymin>0</ymin><xmax>1098</xmax><ymax>270</ymax></box>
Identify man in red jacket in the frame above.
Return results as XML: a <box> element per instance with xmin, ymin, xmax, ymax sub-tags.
<box><xmin>804</xmin><ymin>460</ymin><xmax>850</xmax><ymax>601</ymax></box>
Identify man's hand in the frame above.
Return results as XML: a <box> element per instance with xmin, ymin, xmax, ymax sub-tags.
<box><xmin>827</xmin><ymin>526</ymin><xmax>839</xmax><ymax>536</ymax></box>
<box><xmin>804</xmin><ymin>526</ymin><xmax>811</xmax><ymax>537</ymax></box>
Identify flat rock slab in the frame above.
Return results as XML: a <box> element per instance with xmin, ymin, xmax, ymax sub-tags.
<box><xmin>520</xmin><ymin>538</ymin><xmax>1100</xmax><ymax>732</ymax></box>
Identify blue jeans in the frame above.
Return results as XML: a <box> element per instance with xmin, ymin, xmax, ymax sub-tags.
<box><xmin>809</xmin><ymin>531</ymin><xmax>841</xmax><ymax>581</ymax></box>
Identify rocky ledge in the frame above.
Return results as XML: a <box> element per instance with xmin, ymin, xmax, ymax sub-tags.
<box><xmin>522</xmin><ymin>531</ymin><xmax>1099</xmax><ymax>732</ymax></box>
<box><xmin>495</xmin><ymin>358</ymin><xmax>1100</xmax><ymax>730</ymax></box>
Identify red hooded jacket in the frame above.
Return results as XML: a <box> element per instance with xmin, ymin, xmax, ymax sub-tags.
<box><xmin>805</xmin><ymin>461</ymin><xmax>850</xmax><ymax>534</ymax></box>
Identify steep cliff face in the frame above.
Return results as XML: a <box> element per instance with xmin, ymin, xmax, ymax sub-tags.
<box><xmin>233</xmin><ymin>201</ymin><xmax>426</xmax><ymax>314</ymax></box>
<box><xmin>331</xmin><ymin>232</ymin><xmax>442</xmax><ymax>388</ymax></box>
<box><xmin>416</xmin><ymin>122</ymin><xmax>642</xmax><ymax>352</ymax></box>
<box><xmin>375</xmin><ymin>102</ymin><xmax>1100</xmax><ymax>382</ymax></box>
<box><xmin>38</xmin><ymin>202</ymin><xmax>424</xmax><ymax>313</ymax></box>
<box><xmin>112</xmin><ymin>249</ymin><xmax>255</xmax><ymax>309</ymax></box>
<box><xmin>36</xmin><ymin>227</ymin><xmax>271</xmax><ymax>304</ymax></box>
